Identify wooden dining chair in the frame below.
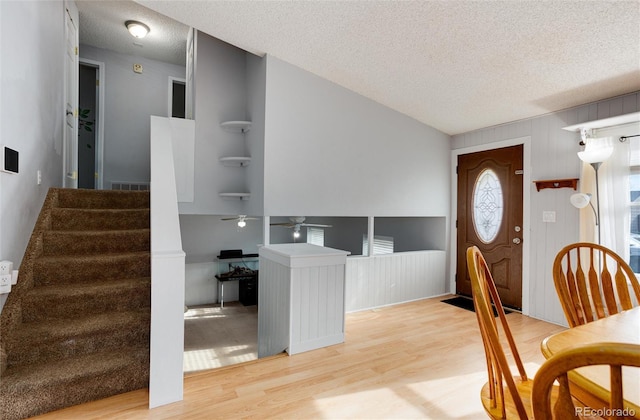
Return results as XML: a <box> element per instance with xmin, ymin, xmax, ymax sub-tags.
<box><xmin>532</xmin><ymin>342</ymin><xmax>640</xmax><ymax>420</ymax></box>
<box><xmin>467</xmin><ymin>246</ymin><xmax>535</xmax><ymax>419</ymax></box>
<box><xmin>553</xmin><ymin>242</ymin><xmax>640</xmax><ymax>328</ymax></box>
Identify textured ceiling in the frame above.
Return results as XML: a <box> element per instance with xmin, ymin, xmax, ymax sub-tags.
<box><xmin>82</xmin><ymin>1</ymin><xmax>640</xmax><ymax>135</ymax></box>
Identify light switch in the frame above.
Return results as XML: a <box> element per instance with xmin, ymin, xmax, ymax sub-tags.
<box><xmin>543</xmin><ymin>211</ymin><xmax>556</xmax><ymax>223</ymax></box>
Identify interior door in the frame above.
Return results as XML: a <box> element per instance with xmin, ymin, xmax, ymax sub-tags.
<box><xmin>456</xmin><ymin>145</ymin><xmax>523</xmax><ymax>309</ymax></box>
<box><xmin>63</xmin><ymin>4</ymin><xmax>79</xmax><ymax>188</ymax></box>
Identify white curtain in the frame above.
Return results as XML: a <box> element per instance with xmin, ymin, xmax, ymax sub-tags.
<box><xmin>584</xmin><ymin>124</ymin><xmax>638</xmax><ymax>260</ymax></box>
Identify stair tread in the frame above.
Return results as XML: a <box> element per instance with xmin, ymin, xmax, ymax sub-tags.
<box><xmin>26</xmin><ymin>277</ymin><xmax>151</xmax><ymax>298</ymax></box>
<box><xmin>0</xmin><ymin>346</ymin><xmax>149</xmax><ymax>389</ymax></box>
<box><xmin>11</xmin><ymin>310</ymin><xmax>150</xmax><ymax>343</ymax></box>
<box><xmin>36</xmin><ymin>251</ymin><xmax>150</xmax><ymax>263</ymax></box>
<box><xmin>45</xmin><ymin>228</ymin><xmax>150</xmax><ymax>235</ymax></box>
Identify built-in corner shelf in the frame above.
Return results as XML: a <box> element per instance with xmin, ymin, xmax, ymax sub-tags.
<box><xmin>533</xmin><ymin>178</ymin><xmax>579</xmax><ymax>191</ymax></box>
<box><xmin>219</xmin><ymin>192</ymin><xmax>250</xmax><ymax>200</ymax></box>
<box><xmin>220</xmin><ymin>120</ymin><xmax>252</xmax><ymax>133</ymax></box>
<box><xmin>219</xmin><ymin>156</ymin><xmax>251</xmax><ymax>167</ymax></box>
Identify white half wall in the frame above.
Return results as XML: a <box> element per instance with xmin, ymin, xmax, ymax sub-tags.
<box><xmin>263</xmin><ymin>55</ymin><xmax>451</xmax><ymax>217</ymax></box>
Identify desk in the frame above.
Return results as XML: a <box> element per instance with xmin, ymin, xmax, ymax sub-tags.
<box><xmin>215</xmin><ymin>256</ymin><xmax>258</xmax><ymax>308</ymax></box>
<box><xmin>541</xmin><ymin>307</ymin><xmax>640</xmax><ymax>416</ymax></box>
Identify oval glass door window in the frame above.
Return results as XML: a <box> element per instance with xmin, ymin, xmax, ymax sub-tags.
<box><xmin>473</xmin><ymin>169</ymin><xmax>503</xmax><ymax>243</ymax></box>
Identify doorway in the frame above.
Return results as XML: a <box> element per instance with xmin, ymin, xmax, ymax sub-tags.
<box><xmin>456</xmin><ymin>144</ymin><xmax>524</xmax><ymax>310</ymax></box>
<box><xmin>78</xmin><ymin>60</ymin><xmax>104</xmax><ymax>189</ymax></box>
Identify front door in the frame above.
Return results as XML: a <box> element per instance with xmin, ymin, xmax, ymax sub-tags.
<box><xmin>456</xmin><ymin>145</ymin><xmax>523</xmax><ymax>309</ymax></box>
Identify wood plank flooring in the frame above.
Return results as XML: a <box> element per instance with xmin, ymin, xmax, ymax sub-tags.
<box><xmin>32</xmin><ymin>295</ymin><xmax>565</xmax><ymax>419</ymax></box>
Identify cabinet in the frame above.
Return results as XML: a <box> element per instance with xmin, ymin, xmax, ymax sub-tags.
<box><xmin>219</xmin><ymin>120</ymin><xmax>252</xmax><ymax>200</ymax></box>
<box><xmin>258</xmin><ymin>244</ymin><xmax>350</xmax><ymax>357</ymax></box>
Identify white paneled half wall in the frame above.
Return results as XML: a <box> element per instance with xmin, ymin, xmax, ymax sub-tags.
<box><xmin>345</xmin><ymin>250</ymin><xmax>446</xmax><ymax>312</ymax></box>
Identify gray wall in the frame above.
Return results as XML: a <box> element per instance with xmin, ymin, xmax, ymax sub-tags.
<box><xmin>178</xmin><ymin>31</ymin><xmax>253</xmax><ymax>215</ymax></box>
<box><xmin>263</xmin><ymin>55</ymin><xmax>451</xmax><ymax>218</ymax></box>
<box><xmin>0</xmin><ymin>0</ymin><xmax>66</xmax><ymax>310</ymax></box>
<box><xmin>79</xmin><ymin>44</ymin><xmax>185</xmax><ymax>188</ymax></box>
<box><xmin>452</xmin><ymin>91</ymin><xmax>640</xmax><ymax>325</ymax></box>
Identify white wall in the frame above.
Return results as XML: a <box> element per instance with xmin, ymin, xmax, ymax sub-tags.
<box><xmin>0</xmin><ymin>1</ymin><xmax>64</xmax><ymax>273</ymax></box>
<box><xmin>263</xmin><ymin>55</ymin><xmax>451</xmax><ymax>217</ymax></box>
<box><xmin>244</xmin><ymin>53</ymin><xmax>266</xmax><ymax>216</ymax></box>
<box><xmin>452</xmin><ymin>91</ymin><xmax>640</xmax><ymax>325</ymax></box>
<box><xmin>79</xmin><ymin>45</ymin><xmax>185</xmax><ymax>188</ymax></box>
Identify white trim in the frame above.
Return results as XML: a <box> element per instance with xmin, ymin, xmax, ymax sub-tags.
<box><xmin>450</xmin><ymin>136</ymin><xmax>532</xmax><ymax>315</ymax></box>
<box><xmin>168</xmin><ymin>76</ymin><xmax>186</xmax><ymax>118</ymax></box>
<box><xmin>79</xmin><ymin>58</ymin><xmax>105</xmax><ymax>189</ymax></box>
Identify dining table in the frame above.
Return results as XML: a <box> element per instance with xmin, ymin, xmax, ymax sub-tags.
<box><xmin>541</xmin><ymin>306</ymin><xmax>640</xmax><ymax>418</ymax></box>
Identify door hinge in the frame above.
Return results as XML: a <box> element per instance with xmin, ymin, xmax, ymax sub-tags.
<box><xmin>456</xmin><ymin>166</ymin><xmax>458</xmax><ymax>174</ymax></box>
<box><xmin>515</xmin><ymin>169</ymin><xmax>524</xmax><ymax>175</ymax></box>
<box><xmin>455</xmin><ymin>273</ymin><xmax>457</xmax><ymax>283</ymax></box>
<box><xmin>75</xmin><ymin>46</ymin><xmax>78</xmax><ymax>56</ymax></box>
<box><xmin>456</xmin><ymin>220</ymin><xmax>458</xmax><ymax>228</ymax></box>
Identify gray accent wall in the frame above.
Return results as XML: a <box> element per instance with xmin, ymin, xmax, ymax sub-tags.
<box><xmin>0</xmin><ymin>1</ymin><xmax>66</xmax><ymax>310</ymax></box>
<box><xmin>79</xmin><ymin>44</ymin><xmax>185</xmax><ymax>188</ymax></box>
<box><xmin>452</xmin><ymin>91</ymin><xmax>640</xmax><ymax>325</ymax></box>
<box><xmin>262</xmin><ymin>55</ymin><xmax>451</xmax><ymax>218</ymax></box>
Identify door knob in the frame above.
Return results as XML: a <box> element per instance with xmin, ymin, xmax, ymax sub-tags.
<box><xmin>513</xmin><ymin>238</ymin><xmax>521</xmax><ymax>245</ymax></box>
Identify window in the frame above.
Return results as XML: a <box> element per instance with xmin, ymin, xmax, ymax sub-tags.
<box><xmin>307</xmin><ymin>227</ymin><xmax>324</xmax><ymax>246</ymax></box>
<box><xmin>362</xmin><ymin>235</ymin><xmax>394</xmax><ymax>256</ymax></box>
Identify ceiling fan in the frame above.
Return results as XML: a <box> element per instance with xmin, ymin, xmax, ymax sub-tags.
<box><xmin>270</xmin><ymin>217</ymin><xmax>332</xmax><ymax>238</ymax></box>
<box><xmin>221</xmin><ymin>215</ymin><xmax>258</xmax><ymax>228</ymax></box>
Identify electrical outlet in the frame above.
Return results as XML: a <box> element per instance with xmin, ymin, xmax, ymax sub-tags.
<box><xmin>543</xmin><ymin>211</ymin><xmax>556</xmax><ymax>223</ymax></box>
<box><xmin>133</xmin><ymin>63</ymin><xmax>143</xmax><ymax>74</ymax></box>
<box><xmin>0</xmin><ymin>260</ymin><xmax>12</xmax><ymax>275</ymax></box>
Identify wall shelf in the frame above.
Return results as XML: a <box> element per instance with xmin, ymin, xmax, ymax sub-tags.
<box><xmin>533</xmin><ymin>178</ymin><xmax>579</xmax><ymax>191</ymax></box>
<box><xmin>219</xmin><ymin>192</ymin><xmax>250</xmax><ymax>200</ymax></box>
<box><xmin>220</xmin><ymin>120</ymin><xmax>252</xmax><ymax>133</ymax></box>
<box><xmin>219</xmin><ymin>156</ymin><xmax>251</xmax><ymax>167</ymax></box>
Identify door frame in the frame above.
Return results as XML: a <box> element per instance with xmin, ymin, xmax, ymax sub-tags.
<box><xmin>78</xmin><ymin>58</ymin><xmax>105</xmax><ymax>189</ymax></box>
<box><xmin>450</xmin><ymin>136</ymin><xmax>532</xmax><ymax>315</ymax></box>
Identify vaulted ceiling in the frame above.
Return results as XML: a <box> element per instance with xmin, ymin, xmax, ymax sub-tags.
<box><xmin>79</xmin><ymin>0</ymin><xmax>640</xmax><ymax>135</ymax></box>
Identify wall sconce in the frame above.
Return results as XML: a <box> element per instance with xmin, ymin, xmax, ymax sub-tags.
<box><xmin>575</xmin><ymin>136</ymin><xmax>614</xmax><ymax>244</ymax></box>
<box><xmin>125</xmin><ymin>20</ymin><xmax>150</xmax><ymax>38</ymax></box>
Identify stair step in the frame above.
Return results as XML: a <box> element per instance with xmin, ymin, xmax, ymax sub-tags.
<box><xmin>34</xmin><ymin>252</ymin><xmax>150</xmax><ymax>286</ymax></box>
<box><xmin>43</xmin><ymin>229</ymin><xmax>150</xmax><ymax>255</ymax></box>
<box><xmin>6</xmin><ymin>311</ymin><xmax>150</xmax><ymax>366</ymax></box>
<box><xmin>21</xmin><ymin>277</ymin><xmax>151</xmax><ymax>322</ymax></box>
<box><xmin>51</xmin><ymin>208</ymin><xmax>150</xmax><ymax>231</ymax></box>
<box><xmin>0</xmin><ymin>346</ymin><xmax>149</xmax><ymax>420</ymax></box>
<box><xmin>56</xmin><ymin>188</ymin><xmax>149</xmax><ymax>209</ymax></box>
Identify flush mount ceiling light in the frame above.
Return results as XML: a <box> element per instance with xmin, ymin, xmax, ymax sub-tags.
<box><xmin>125</xmin><ymin>20</ymin><xmax>150</xmax><ymax>39</ymax></box>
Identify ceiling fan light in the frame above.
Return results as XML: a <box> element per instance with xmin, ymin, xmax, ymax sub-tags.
<box><xmin>237</xmin><ymin>220</ymin><xmax>246</xmax><ymax>228</ymax></box>
<box><xmin>125</xmin><ymin>20</ymin><xmax>150</xmax><ymax>38</ymax></box>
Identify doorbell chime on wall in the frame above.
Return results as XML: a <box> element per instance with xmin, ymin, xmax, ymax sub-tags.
<box><xmin>1</xmin><ymin>146</ymin><xmax>18</xmax><ymax>174</ymax></box>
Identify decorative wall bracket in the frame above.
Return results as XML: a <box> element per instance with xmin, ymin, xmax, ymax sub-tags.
<box><xmin>533</xmin><ymin>178</ymin><xmax>578</xmax><ymax>192</ymax></box>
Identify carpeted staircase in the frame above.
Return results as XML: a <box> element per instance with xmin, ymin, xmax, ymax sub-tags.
<box><xmin>0</xmin><ymin>188</ymin><xmax>151</xmax><ymax>420</ymax></box>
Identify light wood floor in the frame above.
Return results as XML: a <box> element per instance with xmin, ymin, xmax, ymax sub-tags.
<box><xmin>33</xmin><ymin>295</ymin><xmax>565</xmax><ymax>419</ymax></box>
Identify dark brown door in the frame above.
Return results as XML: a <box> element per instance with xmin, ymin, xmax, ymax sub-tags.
<box><xmin>456</xmin><ymin>145</ymin><xmax>523</xmax><ymax>309</ymax></box>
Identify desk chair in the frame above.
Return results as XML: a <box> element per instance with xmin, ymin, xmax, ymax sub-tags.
<box><xmin>553</xmin><ymin>242</ymin><xmax>640</xmax><ymax>328</ymax></box>
<box><xmin>532</xmin><ymin>342</ymin><xmax>640</xmax><ymax>419</ymax></box>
